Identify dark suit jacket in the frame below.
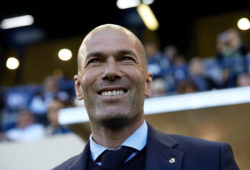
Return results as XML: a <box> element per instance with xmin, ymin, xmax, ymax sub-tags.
<box><xmin>52</xmin><ymin>123</ymin><xmax>239</xmax><ymax>170</ymax></box>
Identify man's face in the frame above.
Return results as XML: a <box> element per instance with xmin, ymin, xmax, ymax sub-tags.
<box><xmin>75</xmin><ymin>29</ymin><xmax>152</xmax><ymax>127</ymax></box>
<box><xmin>48</xmin><ymin>100</ymin><xmax>64</xmax><ymax>125</ymax></box>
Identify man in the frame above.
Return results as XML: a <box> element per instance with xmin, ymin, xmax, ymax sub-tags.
<box><xmin>53</xmin><ymin>24</ymin><xmax>239</xmax><ymax>170</ymax></box>
<box><xmin>46</xmin><ymin>98</ymin><xmax>72</xmax><ymax>136</ymax></box>
<box><xmin>0</xmin><ymin>110</ymin><xmax>45</xmax><ymax>142</ymax></box>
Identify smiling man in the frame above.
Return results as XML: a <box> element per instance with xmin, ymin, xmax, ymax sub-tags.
<box><xmin>53</xmin><ymin>24</ymin><xmax>239</xmax><ymax>170</ymax></box>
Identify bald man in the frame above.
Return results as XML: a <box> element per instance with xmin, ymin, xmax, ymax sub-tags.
<box><xmin>53</xmin><ymin>24</ymin><xmax>239</xmax><ymax>170</ymax></box>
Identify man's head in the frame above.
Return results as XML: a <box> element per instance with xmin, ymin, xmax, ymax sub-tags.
<box><xmin>74</xmin><ymin>24</ymin><xmax>152</xmax><ymax>128</ymax></box>
<box><xmin>17</xmin><ymin>110</ymin><xmax>35</xmax><ymax>129</ymax></box>
<box><xmin>47</xmin><ymin>98</ymin><xmax>66</xmax><ymax>126</ymax></box>
<box><xmin>43</xmin><ymin>76</ymin><xmax>59</xmax><ymax>94</ymax></box>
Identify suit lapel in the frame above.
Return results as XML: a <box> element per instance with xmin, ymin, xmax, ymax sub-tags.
<box><xmin>69</xmin><ymin>124</ymin><xmax>184</xmax><ymax>170</ymax></box>
<box><xmin>145</xmin><ymin>124</ymin><xmax>184</xmax><ymax>170</ymax></box>
<box><xmin>69</xmin><ymin>141</ymin><xmax>90</xmax><ymax>170</ymax></box>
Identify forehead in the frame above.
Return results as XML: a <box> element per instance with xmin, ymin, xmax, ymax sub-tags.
<box><xmin>84</xmin><ymin>29</ymin><xmax>136</xmax><ymax>54</ymax></box>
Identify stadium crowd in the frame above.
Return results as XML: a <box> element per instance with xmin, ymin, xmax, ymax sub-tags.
<box><xmin>1</xmin><ymin>28</ymin><xmax>250</xmax><ymax>143</ymax></box>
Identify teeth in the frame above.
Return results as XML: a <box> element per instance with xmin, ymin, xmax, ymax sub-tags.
<box><xmin>101</xmin><ymin>90</ymin><xmax>125</xmax><ymax>96</ymax></box>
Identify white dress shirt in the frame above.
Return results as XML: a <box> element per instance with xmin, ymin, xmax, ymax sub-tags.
<box><xmin>89</xmin><ymin>121</ymin><xmax>148</xmax><ymax>164</ymax></box>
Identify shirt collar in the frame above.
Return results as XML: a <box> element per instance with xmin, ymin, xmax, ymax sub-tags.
<box><xmin>89</xmin><ymin>121</ymin><xmax>148</xmax><ymax>161</ymax></box>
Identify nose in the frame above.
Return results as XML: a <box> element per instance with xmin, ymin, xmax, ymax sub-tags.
<box><xmin>102</xmin><ymin>57</ymin><xmax>121</xmax><ymax>81</ymax></box>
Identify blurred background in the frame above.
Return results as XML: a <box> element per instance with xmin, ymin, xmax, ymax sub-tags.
<box><xmin>0</xmin><ymin>1</ymin><xmax>250</xmax><ymax>170</ymax></box>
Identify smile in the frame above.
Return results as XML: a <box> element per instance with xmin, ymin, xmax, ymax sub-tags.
<box><xmin>100</xmin><ymin>90</ymin><xmax>126</xmax><ymax>96</ymax></box>
<box><xmin>97</xmin><ymin>87</ymin><xmax>128</xmax><ymax>97</ymax></box>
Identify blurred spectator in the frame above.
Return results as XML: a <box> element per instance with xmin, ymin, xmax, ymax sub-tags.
<box><xmin>4</xmin><ymin>86</ymin><xmax>32</xmax><ymax>113</ymax></box>
<box><xmin>162</xmin><ymin>55</ymin><xmax>189</xmax><ymax>93</ymax></box>
<box><xmin>0</xmin><ymin>110</ymin><xmax>45</xmax><ymax>142</ymax></box>
<box><xmin>28</xmin><ymin>75</ymin><xmax>70</xmax><ymax>125</ymax></box>
<box><xmin>151</xmin><ymin>78</ymin><xmax>167</xmax><ymax>97</ymax></box>
<box><xmin>157</xmin><ymin>45</ymin><xmax>181</xmax><ymax>93</ymax></box>
<box><xmin>177</xmin><ymin>78</ymin><xmax>198</xmax><ymax>94</ymax></box>
<box><xmin>216</xmin><ymin>28</ymin><xmax>249</xmax><ymax>83</ymax></box>
<box><xmin>144</xmin><ymin>41</ymin><xmax>164</xmax><ymax>78</ymax></box>
<box><xmin>188</xmin><ymin>57</ymin><xmax>217</xmax><ymax>91</ymax></box>
<box><xmin>218</xmin><ymin>67</ymin><xmax>237</xmax><ymax>89</ymax></box>
<box><xmin>172</xmin><ymin>55</ymin><xmax>189</xmax><ymax>82</ymax></box>
<box><xmin>203</xmin><ymin>58</ymin><xmax>223</xmax><ymax>87</ymax></box>
<box><xmin>163</xmin><ymin>45</ymin><xmax>178</xmax><ymax>65</ymax></box>
<box><xmin>246</xmin><ymin>54</ymin><xmax>250</xmax><ymax>74</ymax></box>
<box><xmin>216</xmin><ymin>28</ymin><xmax>248</xmax><ymax>60</ymax></box>
<box><xmin>236</xmin><ymin>73</ymin><xmax>250</xmax><ymax>87</ymax></box>
<box><xmin>0</xmin><ymin>87</ymin><xmax>5</xmax><ymax>131</ymax></box>
<box><xmin>161</xmin><ymin>45</ymin><xmax>178</xmax><ymax>68</ymax></box>
<box><xmin>46</xmin><ymin>98</ymin><xmax>72</xmax><ymax>136</ymax></box>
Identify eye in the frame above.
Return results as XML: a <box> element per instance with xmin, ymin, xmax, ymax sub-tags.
<box><xmin>86</xmin><ymin>58</ymin><xmax>100</xmax><ymax>65</ymax></box>
<box><xmin>122</xmin><ymin>56</ymin><xmax>136</xmax><ymax>62</ymax></box>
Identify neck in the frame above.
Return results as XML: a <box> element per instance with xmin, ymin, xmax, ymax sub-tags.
<box><xmin>90</xmin><ymin>118</ymin><xmax>144</xmax><ymax>149</ymax></box>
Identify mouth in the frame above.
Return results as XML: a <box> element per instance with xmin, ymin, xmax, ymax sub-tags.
<box><xmin>97</xmin><ymin>88</ymin><xmax>128</xmax><ymax>97</ymax></box>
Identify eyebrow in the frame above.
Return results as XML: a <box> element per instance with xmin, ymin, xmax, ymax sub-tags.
<box><xmin>86</xmin><ymin>50</ymin><xmax>137</xmax><ymax>59</ymax></box>
<box><xmin>86</xmin><ymin>52</ymin><xmax>103</xmax><ymax>60</ymax></box>
<box><xmin>117</xmin><ymin>50</ymin><xmax>136</xmax><ymax>57</ymax></box>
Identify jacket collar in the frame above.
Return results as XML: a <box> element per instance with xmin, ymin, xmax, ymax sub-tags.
<box><xmin>68</xmin><ymin>141</ymin><xmax>90</xmax><ymax>170</ymax></box>
<box><xmin>145</xmin><ymin>123</ymin><xmax>184</xmax><ymax>170</ymax></box>
<box><xmin>70</xmin><ymin>123</ymin><xmax>184</xmax><ymax>170</ymax></box>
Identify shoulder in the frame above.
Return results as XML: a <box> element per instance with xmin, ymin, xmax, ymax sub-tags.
<box><xmin>30</xmin><ymin>123</ymin><xmax>45</xmax><ymax>130</ymax></box>
<box><xmin>148</xmin><ymin>124</ymin><xmax>234</xmax><ymax>159</ymax></box>
<box><xmin>149</xmin><ymin>127</ymin><xmax>239</xmax><ymax>169</ymax></box>
<box><xmin>168</xmin><ymin>133</ymin><xmax>225</xmax><ymax>152</ymax></box>
<box><xmin>52</xmin><ymin>142</ymin><xmax>90</xmax><ymax>170</ymax></box>
<box><xmin>148</xmin><ymin>126</ymin><xmax>239</xmax><ymax>170</ymax></box>
<box><xmin>167</xmin><ymin>133</ymin><xmax>239</xmax><ymax>169</ymax></box>
<box><xmin>153</xmin><ymin>127</ymin><xmax>229</xmax><ymax>153</ymax></box>
<box><xmin>148</xmin><ymin>123</ymin><xmax>225</xmax><ymax>151</ymax></box>
<box><xmin>148</xmin><ymin>124</ymin><xmax>221</xmax><ymax>148</ymax></box>
<box><xmin>52</xmin><ymin>154</ymin><xmax>82</xmax><ymax>170</ymax></box>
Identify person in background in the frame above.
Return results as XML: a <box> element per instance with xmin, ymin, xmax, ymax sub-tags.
<box><xmin>236</xmin><ymin>73</ymin><xmax>250</xmax><ymax>87</ymax></box>
<box><xmin>53</xmin><ymin>24</ymin><xmax>239</xmax><ymax>170</ymax></box>
<box><xmin>46</xmin><ymin>98</ymin><xmax>72</xmax><ymax>136</ymax></box>
<box><xmin>188</xmin><ymin>57</ymin><xmax>217</xmax><ymax>91</ymax></box>
<box><xmin>176</xmin><ymin>78</ymin><xmax>198</xmax><ymax>94</ymax></box>
<box><xmin>151</xmin><ymin>78</ymin><xmax>167</xmax><ymax>97</ymax></box>
<box><xmin>0</xmin><ymin>109</ymin><xmax>45</xmax><ymax>142</ymax></box>
<box><xmin>216</xmin><ymin>28</ymin><xmax>249</xmax><ymax>86</ymax></box>
<box><xmin>172</xmin><ymin>54</ymin><xmax>189</xmax><ymax>83</ymax></box>
<box><xmin>216</xmin><ymin>28</ymin><xmax>248</xmax><ymax>60</ymax></box>
<box><xmin>162</xmin><ymin>45</ymin><xmax>178</xmax><ymax>67</ymax></box>
<box><xmin>144</xmin><ymin>40</ymin><xmax>164</xmax><ymax>79</ymax></box>
<box><xmin>29</xmin><ymin>75</ymin><xmax>69</xmax><ymax>126</ymax></box>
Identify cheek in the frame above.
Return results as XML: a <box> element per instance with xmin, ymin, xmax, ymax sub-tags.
<box><xmin>81</xmin><ymin>69</ymin><xmax>101</xmax><ymax>91</ymax></box>
<box><xmin>122</xmin><ymin>66</ymin><xmax>146</xmax><ymax>85</ymax></box>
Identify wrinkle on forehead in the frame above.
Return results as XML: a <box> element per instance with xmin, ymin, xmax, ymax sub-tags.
<box><xmin>77</xmin><ymin>24</ymin><xmax>147</xmax><ymax>73</ymax></box>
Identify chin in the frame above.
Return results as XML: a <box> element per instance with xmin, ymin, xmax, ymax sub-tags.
<box><xmin>99</xmin><ymin>115</ymin><xmax>131</xmax><ymax>129</ymax></box>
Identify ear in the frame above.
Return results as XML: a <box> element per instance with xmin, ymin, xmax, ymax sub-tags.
<box><xmin>74</xmin><ymin>75</ymin><xmax>84</xmax><ymax>100</ymax></box>
<box><xmin>145</xmin><ymin>72</ymin><xmax>153</xmax><ymax>98</ymax></box>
